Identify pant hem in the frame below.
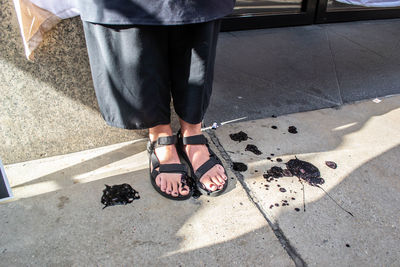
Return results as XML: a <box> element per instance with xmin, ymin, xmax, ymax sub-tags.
<box><xmin>104</xmin><ymin>120</ymin><xmax>172</xmax><ymax>130</ymax></box>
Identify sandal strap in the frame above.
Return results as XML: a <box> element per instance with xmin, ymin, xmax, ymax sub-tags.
<box><xmin>159</xmin><ymin>164</ymin><xmax>188</xmax><ymax>174</ymax></box>
<box><xmin>157</xmin><ymin>136</ymin><xmax>177</xmax><ymax>146</ymax></box>
<box><xmin>147</xmin><ymin>135</ymin><xmax>177</xmax><ymax>153</ymax></box>
<box><xmin>151</xmin><ymin>164</ymin><xmax>188</xmax><ymax>179</ymax></box>
<box><xmin>151</xmin><ymin>163</ymin><xmax>188</xmax><ymax>178</ymax></box>
<box><xmin>151</xmin><ymin>164</ymin><xmax>188</xmax><ymax>190</ymax></box>
<box><xmin>195</xmin><ymin>156</ymin><xmax>220</xmax><ymax>179</ymax></box>
<box><xmin>182</xmin><ymin>134</ymin><xmax>208</xmax><ymax>145</ymax></box>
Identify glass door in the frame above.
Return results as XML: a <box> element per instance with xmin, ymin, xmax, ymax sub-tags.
<box><xmin>221</xmin><ymin>0</ymin><xmax>400</xmax><ymax>31</ymax></box>
<box><xmin>221</xmin><ymin>0</ymin><xmax>318</xmax><ymax>31</ymax></box>
<box><xmin>233</xmin><ymin>0</ymin><xmax>304</xmax><ymax>14</ymax></box>
<box><xmin>316</xmin><ymin>0</ymin><xmax>400</xmax><ymax>23</ymax></box>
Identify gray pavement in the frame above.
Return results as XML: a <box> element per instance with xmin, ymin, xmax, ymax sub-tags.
<box><xmin>214</xmin><ymin>95</ymin><xmax>400</xmax><ymax>266</ymax></box>
<box><xmin>2</xmin><ymin>95</ymin><xmax>400</xmax><ymax>266</ymax></box>
<box><xmin>1</xmin><ymin>138</ymin><xmax>293</xmax><ymax>266</ymax></box>
<box><xmin>205</xmin><ymin>18</ymin><xmax>400</xmax><ymax>126</ymax></box>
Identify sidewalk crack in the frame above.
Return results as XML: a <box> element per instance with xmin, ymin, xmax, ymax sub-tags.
<box><xmin>324</xmin><ymin>28</ymin><xmax>344</xmax><ymax>106</ymax></box>
<box><xmin>207</xmin><ymin>130</ymin><xmax>307</xmax><ymax>267</ymax></box>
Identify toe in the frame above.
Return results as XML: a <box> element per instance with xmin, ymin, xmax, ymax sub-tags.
<box><xmin>216</xmin><ymin>175</ymin><xmax>226</xmax><ymax>188</ymax></box>
<box><xmin>201</xmin><ymin>176</ymin><xmax>217</xmax><ymax>191</ymax></box>
<box><xmin>215</xmin><ymin>172</ymin><xmax>225</xmax><ymax>184</ymax></box>
<box><xmin>160</xmin><ymin>175</ymin><xmax>167</xmax><ymax>192</ymax></box>
<box><xmin>171</xmin><ymin>180</ymin><xmax>179</xmax><ymax>197</ymax></box>
<box><xmin>208</xmin><ymin>183</ymin><xmax>218</xmax><ymax>191</ymax></box>
<box><xmin>211</xmin><ymin>176</ymin><xmax>223</xmax><ymax>189</ymax></box>
<box><xmin>179</xmin><ymin>183</ymin><xmax>190</xmax><ymax>196</ymax></box>
<box><xmin>166</xmin><ymin>180</ymin><xmax>173</xmax><ymax>195</ymax></box>
<box><xmin>217</xmin><ymin>165</ymin><xmax>227</xmax><ymax>180</ymax></box>
<box><xmin>156</xmin><ymin>175</ymin><xmax>162</xmax><ymax>187</ymax></box>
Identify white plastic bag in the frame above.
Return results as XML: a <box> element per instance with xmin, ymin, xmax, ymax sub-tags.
<box><xmin>13</xmin><ymin>0</ymin><xmax>79</xmax><ymax>60</ymax></box>
<box><xmin>30</xmin><ymin>0</ymin><xmax>79</xmax><ymax>19</ymax></box>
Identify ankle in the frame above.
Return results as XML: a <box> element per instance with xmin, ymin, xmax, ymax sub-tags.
<box><xmin>149</xmin><ymin>124</ymin><xmax>173</xmax><ymax>142</ymax></box>
<box><xmin>154</xmin><ymin>144</ymin><xmax>180</xmax><ymax>163</ymax></box>
<box><xmin>179</xmin><ymin>120</ymin><xmax>202</xmax><ymax>137</ymax></box>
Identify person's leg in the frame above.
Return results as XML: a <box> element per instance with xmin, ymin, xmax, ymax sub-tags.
<box><xmin>149</xmin><ymin>124</ymin><xmax>190</xmax><ymax>197</ymax></box>
<box><xmin>82</xmin><ymin>22</ymin><xmax>172</xmax><ymax>129</ymax></box>
<box><xmin>82</xmin><ymin>22</ymin><xmax>189</xmax><ymax>197</ymax></box>
<box><xmin>179</xmin><ymin>120</ymin><xmax>227</xmax><ymax>192</ymax></box>
<box><xmin>169</xmin><ymin>20</ymin><xmax>227</xmax><ymax>192</ymax></box>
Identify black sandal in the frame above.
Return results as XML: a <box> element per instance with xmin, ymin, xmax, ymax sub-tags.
<box><xmin>147</xmin><ymin>135</ymin><xmax>193</xmax><ymax>200</ymax></box>
<box><xmin>177</xmin><ymin>131</ymin><xmax>228</xmax><ymax>197</ymax></box>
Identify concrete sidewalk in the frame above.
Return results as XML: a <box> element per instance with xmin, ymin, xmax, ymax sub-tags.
<box><xmin>1</xmin><ymin>95</ymin><xmax>400</xmax><ymax>266</ymax></box>
<box><xmin>1</xmin><ymin>140</ymin><xmax>293</xmax><ymax>266</ymax></box>
<box><xmin>214</xmin><ymin>95</ymin><xmax>400</xmax><ymax>266</ymax></box>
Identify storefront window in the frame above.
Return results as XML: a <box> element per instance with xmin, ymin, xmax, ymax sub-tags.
<box><xmin>327</xmin><ymin>0</ymin><xmax>400</xmax><ymax>10</ymax></box>
<box><xmin>328</xmin><ymin>0</ymin><xmax>377</xmax><ymax>10</ymax></box>
<box><xmin>233</xmin><ymin>0</ymin><xmax>303</xmax><ymax>15</ymax></box>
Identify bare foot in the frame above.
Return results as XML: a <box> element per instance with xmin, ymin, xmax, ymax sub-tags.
<box><xmin>152</xmin><ymin>144</ymin><xmax>190</xmax><ymax>197</ymax></box>
<box><xmin>183</xmin><ymin>140</ymin><xmax>227</xmax><ymax>192</ymax></box>
<box><xmin>149</xmin><ymin>125</ymin><xmax>190</xmax><ymax>198</ymax></box>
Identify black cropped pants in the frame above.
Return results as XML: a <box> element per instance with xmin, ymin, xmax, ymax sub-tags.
<box><xmin>82</xmin><ymin>20</ymin><xmax>221</xmax><ymax>129</ymax></box>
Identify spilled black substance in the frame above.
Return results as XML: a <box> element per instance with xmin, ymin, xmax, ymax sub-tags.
<box><xmin>101</xmin><ymin>184</ymin><xmax>140</xmax><ymax>209</ymax></box>
<box><xmin>286</xmin><ymin>158</ymin><xmax>325</xmax><ymax>185</ymax></box>
<box><xmin>229</xmin><ymin>131</ymin><xmax>249</xmax><ymax>142</ymax></box>
<box><xmin>192</xmin><ymin>189</ymin><xmax>202</xmax><ymax>199</ymax></box>
<box><xmin>263</xmin><ymin>157</ymin><xmax>353</xmax><ymax>216</ymax></box>
<box><xmin>271</xmin><ymin>126</ymin><xmax>278</xmax><ymax>129</ymax></box>
<box><xmin>325</xmin><ymin>161</ymin><xmax>337</xmax><ymax>169</ymax></box>
<box><xmin>288</xmin><ymin>126</ymin><xmax>298</xmax><ymax>134</ymax></box>
<box><xmin>301</xmin><ymin>181</ymin><xmax>306</xmax><ymax>212</ymax></box>
<box><xmin>279</xmin><ymin>188</ymin><xmax>287</xmax><ymax>193</ymax></box>
<box><xmin>245</xmin><ymin>144</ymin><xmax>262</xmax><ymax>155</ymax></box>
<box><xmin>233</xmin><ymin>162</ymin><xmax>248</xmax><ymax>172</ymax></box>
<box><xmin>282</xmin><ymin>169</ymin><xmax>293</xmax><ymax>177</ymax></box>
<box><xmin>265</xmin><ymin>166</ymin><xmax>284</xmax><ymax>178</ymax></box>
<box><xmin>276</xmin><ymin>158</ymin><xmax>283</xmax><ymax>162</ymax></box>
